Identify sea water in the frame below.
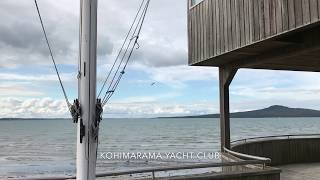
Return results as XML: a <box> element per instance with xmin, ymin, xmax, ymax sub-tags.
<box><xmin>0</xmin><ymin>117</ymin><xmax>319</xmax><ymax>178</ymax></box>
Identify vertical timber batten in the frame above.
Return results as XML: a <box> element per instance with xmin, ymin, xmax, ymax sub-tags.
<box><xmin>219</xmin><ymin>67</ymin><xmax>237</xmax><ymax>151</ymax></box>
<box><xmin>77</xmin><ymin>0</ymin><xmax>98</xmax><ymax>179</ymax></box>
<box><xmin>188</xmin><ymin>0</ymin><xmax>320</xmax><ymax>66</ymax></box>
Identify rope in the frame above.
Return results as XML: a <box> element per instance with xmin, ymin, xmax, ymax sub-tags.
<box><xmin>101</xmin><ymin>0</ymin><xmax>151</xmax><ymax>106</ymax></box>
<box><xmin>97</xmin><ymin>0</ymin><xmax>146</xmax><ymax>98</ymax></box>
<box><xmin>34</xmin><ymin>0</ymin><xmax>72</xmax><ymax>111</ymax></box>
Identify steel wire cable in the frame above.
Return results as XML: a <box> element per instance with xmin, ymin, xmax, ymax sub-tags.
<box><xmin>97</xmin><ymin>0</ymin><xmax>146</xmax><ymax>98</ymax></box>
<box><xmin>102</xmin><ymin>0</ymin><xmax>151</xmax><ymax>106</ymax></box>
<box><xmin>34</xmin><ymin>0</ymin><xmax>72</xmax><ymax>113</ymax></box>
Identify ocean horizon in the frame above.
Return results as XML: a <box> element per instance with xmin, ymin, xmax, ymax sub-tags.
<box><xmin>1</xmin><ymin>117</ymin><xmax>319</xmax><ymax>179</ymax></box>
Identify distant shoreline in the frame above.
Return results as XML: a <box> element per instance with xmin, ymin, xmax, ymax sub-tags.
<box><xmin>158</xmin><ymin>105</ymin><xmax>320</xmax><ymax>119</ymax></box>
<box><xmin>2</xmin><ymin>105</ymin><xmax>320</xmax><ymax>120</ymax></box>
<box><xmin>0</xmin><ymin>118</ymin><xmax>70</xmax><ymax>121</ymax></box>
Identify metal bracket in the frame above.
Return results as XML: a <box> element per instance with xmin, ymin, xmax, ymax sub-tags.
<box><xmin>95</xmin><ymin>99</ymin><xmax>103</xmax><ymax>126</ymax></box>
<box><xmin>92</xmin><ymin>99</ymin><xmax>103</xmax><ymax>140</ymax></box>
<box><xmin>80</xmin><ymin>118</ymin><xmax>85</xmax><ymax>144</ymax></box>
<box><xmin>77</xmin><ymin>71</ymin><xmax>81</xmax><ymax>79</ymax></box>
<box><xmin>71</xmin><ymin>99</ymin><xmax>81</xmax><ymax>123</ymax></box>
<box><xmin>91</xmin><ymin>125</ymin><xmax>99</xmax><ymax>141</ymax></box>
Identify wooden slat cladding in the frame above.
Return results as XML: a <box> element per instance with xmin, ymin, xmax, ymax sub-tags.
<box><xmin>188</xmin><ymin>0</ymin><xmax>320</xmax><ymax>65</ymax></box>
<box><xmin>232</xmin><ymin>138</ymin><xmax>320</xmax><ymax>166</ymax></box>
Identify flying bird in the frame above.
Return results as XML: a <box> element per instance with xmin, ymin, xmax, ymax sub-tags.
<box><xmin>151</xmin><ymin>82</ymin><xmax>156</xmax><ymax>86</ymax></box>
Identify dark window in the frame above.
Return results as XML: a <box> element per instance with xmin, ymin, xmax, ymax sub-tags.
<box><xmin>191</xmin><ymin>0</ymin><xmax>203</xmax><ymax>7</ymax></box>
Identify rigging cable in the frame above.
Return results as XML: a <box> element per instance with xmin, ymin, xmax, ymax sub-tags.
<box><xmin>34</xmin><ymin>0</ymin><xmax>72</xmax><ymax>112</ymax></box>
<box><xmin>101</xmin><ymin>0</ymin><xmax>149</xmax><ymax>105</ymax></box>
<box><xmin>102</xmin><ymin>0</ymin><xmax>150</xmax><ymax>105</ymax></box>
<box><xmin>101</xmin><ymin>0</ymin><xmax>151</xmax><ymax>106</ymax></box>
<box><xmin>97</xmin><ymin>0</ymin><xmax>146</xmax><ymax>98</ymax></box>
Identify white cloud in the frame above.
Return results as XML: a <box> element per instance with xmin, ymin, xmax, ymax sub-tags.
<box><xmin>104</xmin><ymin>101</ymin><xmax>217</xmax><ymax>118</ymax></box>
<box><xmin>0</xmin><ymin>73</ymin><xmax>76</xmax><ymax>99</ymax></box>
<box><xmin>0</xmin><ymin>97</ymin><xmax>68</xmax><ymax>118</ymax></box>
<box><xmin>0</xmin><ymin>85</ymin><xmax>44</xmax><ymax>97</ymax></box>
<box><xmin>132</xmin><ymin>64</ymin><xmax>218</xmax><ymax>88</ymax></box>
<box><xmin>0</xmin><ymin>73</ymin><xmax>74</xmax><ymax>82</ymax></box>
<box><xmin>2</xmin><ymin>1</ymin><xmax>320</xmax><ymax>118</ymax></box>
<box><xmin>231</xmin><ymin>86</ymin><xmax>320</xmax><ymax>100</ymax></box>
<box><xmin>230</xmin><ymin>69</ymin><xmax>320</xmax><ymax>101</ymax></box>
<box><xmin>227</xmin><ymin>69</ymin><xmax>320</xmax><ymax>112</ymax></box>
<box><xmin>0</xmin><ymin>97</ymin><xmax>216</xmax><ymax>118</ymax></box>
<box><xmin>117</xmin><ymin>93</ymin><xmax>180</xmax><ymax>103</ymax></box>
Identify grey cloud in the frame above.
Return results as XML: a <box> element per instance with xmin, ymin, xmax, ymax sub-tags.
<box><xmin>132</xmin><ymin>43</ymin><xmax>187</xmax><ymax>67</ymax></box>
<box><xmin>0</xmin><ymin>0</ymin><xmax>114</xmax><ymax>67</ymax></box>
<box><xmin>0</xmin><ymin>0</ymin><xmax>187</xmax><ymax>68</ymax></box>
<box><xmin>97</xmin><ymin>36</ymin><xmax>113</xmax><ymax>56</ymax></box>
<box><xmin>97</xmin><ymin>0</ymin><xmax>188</xmax><ymax>68</ymax></box>
<box><xmin>0</xmin><ymin>1</ymin><xmax>76</xmax><ymax>66</ymax></box>
<box><xmin>0</xmin><ymin>22</ymin><xmax>41</xmax><ymax>50</ymax></box>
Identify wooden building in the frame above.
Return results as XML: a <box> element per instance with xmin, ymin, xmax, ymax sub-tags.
<box><xmin>187</xmin><ymin>0</ymin><xmax>320</xmax><ymax>150</ymax></box>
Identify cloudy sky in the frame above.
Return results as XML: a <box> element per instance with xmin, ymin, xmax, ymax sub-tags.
<box><xmin>1</xmin><ymin>0</ymin><xmax>320</xmax><ymax>118</ymax></box>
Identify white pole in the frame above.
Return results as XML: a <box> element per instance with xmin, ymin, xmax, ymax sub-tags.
<box><xmin>77</xmin><ymin>0</ymin><xmax>98</xmax><ymax>179</ymax></box>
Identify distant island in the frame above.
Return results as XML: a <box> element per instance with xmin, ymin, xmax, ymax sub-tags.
<box><xmin>167</xmin><ymin>105</ymin><xmax>320</xmax><ymax>118</ymax></box>
<box><xmin>2</xmin><ymin>105</ymin><xmax>320</xmax><ymax>120</ymax></box>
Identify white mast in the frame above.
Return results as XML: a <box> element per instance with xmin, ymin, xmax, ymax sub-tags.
<box><xmin>77</xmin><ymin>0</ymin><xmax>98</xmax><ymax>179</ymax></box>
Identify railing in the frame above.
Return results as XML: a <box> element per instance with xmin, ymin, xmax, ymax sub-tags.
<box><xmin>21</xmin><ymin>159</ymin><xmax>268</xmax><ymax>180</ymax></box>
<box><xmin>231</xmin><ymin>134</ymin><xmax>320</xmax><ymax>145</ymax></box>
<box><xmin>25</xmin><ymin>135</ymin><xmax>320</xmax><ymax>180</ymax></box>
<box><xmin>231</xmin><ymin>133</ymin><xmax>320</xmax><ymax>166</ymax></box>
<box><xmin>223</xmin><ymin>147</ymin><xmax>271</xmax><ymax>169</ymax></box>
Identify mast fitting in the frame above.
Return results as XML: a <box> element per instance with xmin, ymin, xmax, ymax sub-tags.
<box><xmin>71</xmin><ymin>99</ymin><xmax>81</xmax><ymax>123</ymax></box>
